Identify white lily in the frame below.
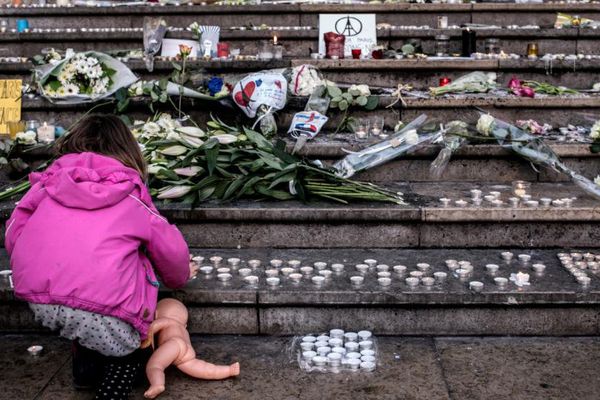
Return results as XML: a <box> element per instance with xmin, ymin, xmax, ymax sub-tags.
<box><xmin>179</xmin><ymin>135</ymin><xmax>205</xmax><ymax>148</ymax></box>
<box><xmin>212</xmin><ymin>134</ymin><xmax>238</xmax><ymax>145</ymax></box>
<box><xmin>177</xmin><ymin>126</ymin><xmax>205</xmax><ymax>138</ymax></box>
<box><xmin>147</xmin><ymin>164</ymin><xmax>164</xmax><ymax>175</ymax></box>
<box><xmin>160</xmin><ymin>145</ymin><xmax>188</xmax><ymax>156</ymax></box>
<box><xmin>157</xmin><ymin>185</ymin><xmax>193</xmax><ymax>199</ymax></box>
<box><xmin>174</xmin><ymin>166</ymin><xmax>203</xmax><ymax>177</ymax></box>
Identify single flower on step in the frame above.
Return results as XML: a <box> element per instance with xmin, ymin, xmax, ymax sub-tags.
<box><xmin>476</xmin><ymin>114</ymin><xmax>495</xmax><ymax>136</ymax></box>
<box><xmin>212</xmin><ymin>134</ymin><xmax>238</xmax><ymax>144</ymax></box>
<box><xmin>160</xmin><ymin>145</ymin><xmax>189</xmax><ymax>156</ymax></box>
<box><xmin>157</xmin><ymin>185</ymin><xmax>193</xmax><ymax>199</ymax></box>
<box><xmin>590</xmin><ymin>120</ymin><xmax>600</xmax><ymax>140</ymax></box>
<box><xmin>179</xmin><ymin>44</ymin><xmax>193</xmax><ymax>58</ymax></box>
<box><xmin>174</xmin><ymin>166</ymin><xmax>203</xmax><ymax>177</ymax></box>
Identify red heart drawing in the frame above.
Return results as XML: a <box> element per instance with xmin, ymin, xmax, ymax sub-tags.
<box><xmin>234</xmin><ymin>81</ymin><xmax>256</xmax><ymax>107</ymax></box>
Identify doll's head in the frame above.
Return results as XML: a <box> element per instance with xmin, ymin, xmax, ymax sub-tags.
<box><xmin>156</xmin><ymin>298</ymin><xmax>189</xmax><ymax>325</ymax></box>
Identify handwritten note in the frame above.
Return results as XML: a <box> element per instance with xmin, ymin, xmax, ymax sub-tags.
<box><xmin>0</xmin><ymin>80</ymin><xmax>22</xmax><ymax>135</ymax></box>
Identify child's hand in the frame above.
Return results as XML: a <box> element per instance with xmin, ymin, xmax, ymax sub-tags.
<box><xmin>189</xmin><ymin>261</ymin><xmax>199</xmax><ymax>279</ymax></box>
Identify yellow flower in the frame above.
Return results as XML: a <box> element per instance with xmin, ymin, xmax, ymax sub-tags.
<box><xmin>179</xmin><ymin>44</ymin><xmax>193</xmax><ymax>58</ymax></box>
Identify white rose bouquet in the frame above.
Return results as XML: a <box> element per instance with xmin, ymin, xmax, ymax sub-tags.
<box><xmin>35</xmin><ymin>51</ymin><xmax>138</xmax><ymax>104</ymax></box>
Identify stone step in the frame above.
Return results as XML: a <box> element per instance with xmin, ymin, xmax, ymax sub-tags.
<box><xmin>1</xmin><ymin>27</ymin><xmax>592</xmax><ymax>57</ymax></box>
<box><xmin>4</xmin><ymin>334</ymin><xmax>600</xmax><ymax>400</ymax></box>
<box><xmin>2</xmin><ymin>248</ymin><xmax>600</xmax><ymax>336</ymax></box>
<box><xmin>17</xmin><ymin>93</ymin><xmax>600</xmax><ymax>130</ymax></box>
<box><xmin>4</xmin><ymin>58</ymin><xmax>600</xmax><ymax>90</ymax></box>
<box><xmin>0</xmin><ymin>182</ymin><xmax>598</xmax><ymax>248</ymax></box>
<box><xmin>3</xmin><ymin>2</ymin><xmax>600</xmax><ymax>29</ymax></box>
<box><xmin>7</xmin><ymin>140</ymin><xmax>599</xmax><ymax>185</ymax></box>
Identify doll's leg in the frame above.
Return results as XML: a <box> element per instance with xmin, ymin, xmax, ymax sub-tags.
<box><xmin>143</xmin><ymin>339</ymin><xmax>184</xmax><ymax>399</ymax></box>
<box><xmin>177</xmin><ymin>359</ymin><xmax>240</xmax><ymax>380</ymax></box>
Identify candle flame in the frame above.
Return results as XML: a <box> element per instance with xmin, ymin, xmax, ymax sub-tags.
<box><xmin>273</xmin><ymin>35</ymin><xmax>278</xmax><ymax>45</ymax></box>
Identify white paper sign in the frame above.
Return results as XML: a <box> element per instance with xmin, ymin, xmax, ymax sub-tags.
<box><xmin>318</xmin><ymin>14</ymin><xmax>377</xmax><ymax>57</ymax></box>
<box><xmin>160</xmin><ymin>39</ymin><xmax>200</xmax><ymax>57</ymax></box>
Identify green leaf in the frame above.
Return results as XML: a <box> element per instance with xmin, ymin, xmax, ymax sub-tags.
<box><xmin>236</xmin><ymin>175</ymin><xmax>263</xmax><ymax>198</ymax></box>
<box><xmin>172</xmin><ymin>62</ymin><xmax>182</xmax><ymax>71</ymax></box>
<box><xmin>157</xmin><ymin>168</ymin><xmax>180</xmax><ymax>181</ymax></box>
<box><xmin>327</xmin><ymin>85</ymin><xmax>343</xmax><ymax>98</ymax></box>
<box><xmin>196</xmin><ymin>185</ymin><xmax>216</xmax><ymax>202</ymax></box>
<box><xmin>272</xmin><ymin>139</ymin><xmax>299</xmax><ymax>165</ymax></box>
<box><xmin>223</xmin><ymin>177</ymin><xmax>248</xmax><ymax>200</ymax></box>
<box><xmin>47</xmin><ymin>80</ymin><xmax>61</xmax><ymax>91</ymax></box>
<box><xmin>258</xmin><ymin>152</ymin><xmax>284</xmax><ymax>171</ymax></box>
<box><xmin>590</xmin><ymin>143</ymin><xmax>600</xmax><ymax>153</ymax></box>
<box><xmin>365</xmin><ymin>96</ymin><xmax>379</xmax><ymax>110</ymax></box>
<box><xmin>255</xmin><ymin>183</ymin><xmax>294</xmax><ymax>200</ymax></box>
<box><xmin>342</xmin><ymin>92</ymin><xmax>354</xmax><ymax>102</ymax></box>
<box><xmin>338</xmin><ymin>99</ymin><xmax>349</xmax><ymax>111</ymax></box>
<box><xmin>331</xmin><ymin>96</ymin><xmax>343</xmax><ymax>103</ymax></box>
<box><xmin>348</xmin><ymin>87</ymin><xmax>361</xmax><ymax>97</ymax></box>
<box><xmin>355</xmin><ymin>96</ymin><xmax>368</xmax><ymax>107</ymax></box>
<box><xmin>268</xmin><ymin>171</ymin><xmax>296</xmax><ymax>190</ymax></box>
<box><xmin>205</xmin><ymin>141</ymin><xmax>220</xmax><ymax>175</ymax></box>
<box><xmin>243</xmin><ymin>127</ymin><xmax>273</xmax><ymax>151</ymax></box>
<box><xmin>104</xmin><ymin>67</ymin><xmax>117</xmax><ymax>77</ymax></box>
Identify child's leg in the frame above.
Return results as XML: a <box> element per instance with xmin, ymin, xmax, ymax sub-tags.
<box><xmin>144</xmin><ymin>338</ymin><xmax>184</xmax><ymax>399</ymax></box>
<box><xmin>94</xmin><ymin>349</ymin><xmax>146</xmax><ymax>400</ymax></box>
<box><xmin>72</xmin><ymin>340</ymin><xmax>106</xmax><ymax>390</ymax></box>
<box><xmin>177</xmin><ymin>359</ymin><xmax>240</xmax><ymax>380</ymax></box>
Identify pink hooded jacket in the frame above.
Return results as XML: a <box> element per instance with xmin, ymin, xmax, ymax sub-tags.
<box><xmin>5</xmin><ymin>152</ymin><xmax>190</xmax><ymax>339</ymax></box>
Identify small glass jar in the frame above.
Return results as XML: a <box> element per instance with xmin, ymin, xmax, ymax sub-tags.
<box><xmin>434</xmin><ymin>34</ymin><xmax>450</xmax><ymax>56</ymax></box>
<box><xmin>354</xmin><ymin>118</ymin><xmax>370</xmax><ymax>140</ymax></box>
<box><xmin>512</xmin><ymin>180</ymin><xmax>531</xmax><ymax>198</ymax></box>
<box><xmin>485</xmin><ymin>38</ymin><xmax>501</xmax><ymax>55</ymax></box>
<box><xmin>324</xmin><ymin>32</ymin><xmax>345</xmax><ymax>59</ymax></box>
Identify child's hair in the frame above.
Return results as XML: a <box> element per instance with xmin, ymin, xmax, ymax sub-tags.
<box><xmin>56</xmin><ymin>114</ymin><xmax>147</xmax><ymax>179</ymax></box>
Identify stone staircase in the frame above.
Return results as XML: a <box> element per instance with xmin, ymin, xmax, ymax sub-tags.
<box><xmin>0</xmin><ymin>2</ymin><xmax>599</xmax><ymax>337</ymax></box>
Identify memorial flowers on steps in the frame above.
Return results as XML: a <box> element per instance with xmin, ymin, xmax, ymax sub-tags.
<box><xmin>137</xmin><ymin>114</ymin><xmax>404</xmax><ymax>204</ymax></box>
<box><xmin>35</xmin><ymin>51</ymin><xmax>138</xmax><ymax>104</ymax></box>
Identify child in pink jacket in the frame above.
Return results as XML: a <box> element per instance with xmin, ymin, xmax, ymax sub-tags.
<box><xmin>5</xmin><ymin>114</ymin><xmax>196</xmax><ymax>400</ymax></box>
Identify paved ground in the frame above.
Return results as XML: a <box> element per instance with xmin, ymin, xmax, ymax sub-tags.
<box><xmin>1</xmin><ymin>334</ymin><xmax>600</xmax><ymax>400</ymax></box>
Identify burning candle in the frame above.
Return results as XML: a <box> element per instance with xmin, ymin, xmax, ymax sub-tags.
<box><xmin>439</xmin><ymin>77</ymin><xmax>451</xmax><ymax>86</ymax></box>
<box><xmin>527</xmin><ymin>43</ymin><xmax>539</xmax><ymax>59</ymax></box>
<box><xmin>217</xmin><ymin>42</ymin><xmax>229</xmax><ymax>58</ymax></box>
<box><xmin>437</xmin><ymin>16</ymin><xmax>448</xmax><ymax>29</ymax></box>
<box><xmin>461</xmin><ymin>28</ymin><xmax>477</xmax><ymax>57</ymax></box>
<box><xmin>36</xmin><ymin>122</ymin><xmax>55</xmax><ymax>143</ymax></box>
<box><xmin>273</xmin><ymin>35</ymin><xmax>278</xmax><ymax>45</ymax></box>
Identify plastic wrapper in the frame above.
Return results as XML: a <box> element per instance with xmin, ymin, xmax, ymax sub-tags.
<box><xmin>288</xmin><ymin>111</ymin><xmax>328</xmax><ymax>154</ymax></box>
<box><xmin>289</xmin><ymin>330</ymin><xmax>379</xmax><ymax>373</ymax></box>
<box><xmin>34</xmin><ymin>51</ymin><xmax>138</xmax><ymax>105</ymax></box>
<box><xmin>143</xmin><ymin>17</ymin><xmax>167</xmax><ymax>72</ymax></box>
<box><xmin>233</xmin><ymin>72</ymin><xmax>287</xmax><ymax>136</ymax></box>
<box><xmin>166</xmin><ymin>82</ymin><xmax>226</xmax><ymax>101</ymax></box>
<box><xmin>333</xmin><ymin>114</ymin><xmax>444</xmax><ymax>179</ymax></box>
<box><xmin>484</xmin><ymin>113</ymin><xmax>600</xmax><ymax>200</ymax></box>
<box><xmin>430</xmin><ymin>125</ymin><xmax>468</xmax><ymax>179</ymax></box>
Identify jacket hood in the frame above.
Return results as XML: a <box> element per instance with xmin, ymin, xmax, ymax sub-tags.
<box><xmin>31</xmin><ymin>152</ymin><xmax>145</xmax><ymax>210</ymax></box>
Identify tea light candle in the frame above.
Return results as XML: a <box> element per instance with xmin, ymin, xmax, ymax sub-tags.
<box><xmin>350</xmin><ymin>276</ymin><xmax>364</xmax><ymax>285</ymax></box>
<box><xmin>302</xmin><ymin>335</ymin><xmax>317</xmax><ymax>343</ymax></box>
<box><xmin>577</xmin><ymin>276</ymin><xmax>591</xmax><ymax>286</ymax></box>
<box><xmin>360</xmin><ymin>361</ymin><xmax>376</xmax><ymax>372</ymax></box>
<box><xmin>527</xmin><ymin>42</ymin><xmax>539</xmax><ymax>59</ymax></box>
<box><xmin>525</xmin><ymin>200</ymin><xmax>539</xmax><ymax>208</ymax></box>
<box><xmin>301</xmin><ymin>342</ymin><xmax>315</xmax><ymax>351</ymax></box>
<box><xmin>434</xmin><ymin>271</ymin><xmax>447</xmax><ymax>282</ymax></box>
<box><xmin>331</xmin><ymin>346</ymin><xmax>346</xmax><ymax>355</ymax></box>
<box><xmin>358</xmin><ymin>330</ymin><xmax>372</xmax><ymax>341</ymax></box>
<box><xmin>314</xmin><ymin>261</ymin><xmax>327</xmax><ymax>270</ymax></box>
<box><xmin>494</xmin><ymin>277</ymin><xmax>508</xmax><ymax>288</ymax></box>
<box><xmin>361</xmin><ymin>349</ymin><xmax>375</xmax><ymax>357</ymax></box>
<box><xmin>35</xmin><ymin>122</ymin><xmax>54</xmax><ymax>143</ymax></box>
<box><xmin>345</xmin><ymin>342</ymin><xmax>359</xmax><ymax>352</ymax></box>
<box><xmin>192</xmin><ymin>256</ymin><xmax>204</xmax><ymax>264</ymax></box>
<box><xmin>311</xmin><ymin>276</ymin><xmax>325</xmax><ymax>285</ymax></box>
<box><xmin>227</xmin><ymin>257</ymin><xmax>241</xmax><ymax>267</ymax></box>
<box><xmin>318</xmin><ymin>270</ymin><xmax>332</xmax><ymax>279</ymax></box>
<box><xmin>331</xmin><ymin>263</ymin><xmax>345</xmax><ymax>272</ymax></box>
<box><xmin>210</xmin><ymin>256</ymin><xmax>223</xmax><ymax>265</ymax></box>
<box><xmin>280</xmin><ymin>267</ymin><xmax>295</xmax><ymax>276</ymax></box>
<box><xmin>265</xmin><ymin>269</ymin><xmax>279</xmax><ymax>278</ymax></box>
<box><xmin>347</xmin><ymin>358</ymin><xmax>361</xmax><ymax>370</ymax></box>
<box><xmin>300</xmin><ymin>266</ymin><xmax>314</xmax><ymax>275</ymax></box>
<box><xmin>508</xmin><ymin>197</ymin><xmax>520</xmax><ymax>208</ymax></box>
<box><xmin>469</xmin><ymin>281</ymin><xmax>484</xmax><ymax>293</ymax></box>
<box><xmin>266</xmin><ymin>277</ymin><xmax>280</xmax><ymax>286</ymax></box>
<box><xmin>409</xmin><ymin>271</ymin><xmax>424</xmax><ymax>278</ymax></box>
<box><xmin>200</xmin><ymin>266</ymin><xmax>213</xmax><ymax>274</ymax></box>
<box><xmin>302</xmin><ymin>350</ymin><xmax>317</xmax><ymax>360</ymax></box>
<box><xmin>484</xmin><ymin>195</ymin><xmax>496</xmax><ymax>202</ymax></box>
<box><xmin>416</xmin><ymin>263</ymin><xmax>430</xmax><ymax>272</ymax></box>
<box><xmin>377</xmin><ymin>271</ymin><xmax>391</xmax><ymax>278</ymax></box>
<box><xmin>358</xmin><ymin>340</ymin><xmax>373</xmax><ymax>350</ymax></box>
<box><xmin>238</xmin><ymin>268</ymin><xmax>252</xmax><ymax>276</ymax></box>
<box><xmin>378</xmin><ymin>277</ymin><xmax>392</xmax><ymax>286</ymax></box>
<box><xmin>327</xmin><ymin>352</ymin><xmax>342</xmax><ymax>366</ymax></box>
<box><xmin>355</xmin><ymin>264</ymin><xmax>369</xmax><ymax>274</ymax></box>
<box><xmin>445</xmin><ymin>259</ymin><xmax>458</xmax><ymax>268</ymax></box>
<box><xmin>330</xmin><ymin>329</ymin><xmax>344</xmax><ymax>339</ymax></box>
<box><xmin>355</xmin><ymin>129</ymin><xmax>368</xmax><ymax>140</ymax></box>
<box><xmin>455</xmin><ymin>269</ymin><xmax>470</xmax><ymax>278</ymax></box>
<box><xmin>288</xmin><ymin>260</ymin><xmax>301</xmax><ymax>268</ymax></box>
<box><xmin>421</xmin><ymin>277</ymin><xmax>435</xmax><ymax>287</ymax></box>
<box><xmin>346</xmin><ymin>351</ymin><xmax>361</xmax><ymax>359</ymax></box>
<box><xmin>376</xmin><ymin>264</ymin><xmax>390</xmax><ymax>272</ymax></box>
<box><xmin>344</xmin><ymin>332</ymin><xmax>358</xmax><ymax>342</ymax></box>
<box><xmin>270</xmin><ymin>259</ymin><xmax>283</xmax><ymax>268</ymax></box>
<box><xmin>393</xmin><ymin>265</ymin><xmax>407</xmax><ymax>275</ymax></box>
<box><xmin>455</xmin><ymin>199</ymin><xmax>468</xmax><ymax>208</ymax></box>
<box><xmin>440</xmin><ymin>198</ymin><xmax>451</xmax><ymax>207</ymax></box>
<box><xmin>289</xmin><ymin>273</ymin><xmax>302</xmax><ymax>283</ymax></box>
<box><xmin>492</xmin><ymin>199</ymin><xmax>504</xmax><ymax>208</ymax></box>
<box><xmin>501</xmin><ymin>251</ymin><xmax>513</xmax><ymax>261</ymax></box>
<box><xmin>364</xmin><ymin>259</ymin><xmax>377</xmax><ymax>268</ymax></box>
<box><xmin>510</xmin><ymin>272</ymin><xmax>530</xmax><ymax>286</ymax></box>
<box><xmin>489</xmin><ymin>191</ymin><xmax>501</xmax><ymax>199</ymax></box>
<box><xmin>518</xmin><ymin>254</ymin><xmax>531</xmax><ymax>264</ymax></box>
<box><xmin>540</xmin><ymin>198</ymin><xmax>552</xmax><ymax>207</ymax></box>
<box><xmin>247</xmin><ymin>259</ymin><xmax>261</xmax><ymax>268</ymax></box>
<box><xmin>532</xmin><ymin>263</ymin><xmax>546</xmax><ymax>273</ymax></box>
<box><xmin>470</xmin><ymin>189</ymin><xmax>482</xmax><ymax>199</ymax></box>
<box><xmin>361</xmin><ymin>355</ymin><xmax>376</xmax><ymax>363</ymax></box>
<box><xmin>316</xmin><ymin>346</ymin><xmax>331</xmax><ymax>356</ymax></box>
<box><xmin>217</xmin><ymin>267</ymin><xmax>231</xmax><ymax>274</ymax></box>
<box><xmin>405</xmin><ymin>277</ymin><xmax>419</xmax><ymax>287</ymax></box>
<box><xmin>27</xmin><ymin>345</ymin><xmax>43</xmax><ymax>357</ymax></box>
<box><xmin>512</xmin><ymin>181</ymin><xmax>530</xmax><ymax>198</ymax></box>
<box><xmin>217</xmin><ymin>273</ymin><xmax>232</xmax><ymax>282</ymax></box>
<box><xmin>312</xmin><ymin>356</ymin><xmax>327</xmax><ymax>366</ymax></box>
<box><xmin>485</xmin><ymin>264</ymin><xmax>499</xmax><ymax>274</ymax></box>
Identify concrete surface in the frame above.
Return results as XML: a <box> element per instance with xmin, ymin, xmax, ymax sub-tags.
<box><xmin>2</xmin><ymin>334</ymin><xmax>600</xmax><ymax>400</ymax></box>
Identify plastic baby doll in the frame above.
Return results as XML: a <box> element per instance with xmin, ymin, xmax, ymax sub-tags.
<box><xmin>142</xmin><ymin>298</ymin><xmax>240</xmax><ymax>398</ymax></box>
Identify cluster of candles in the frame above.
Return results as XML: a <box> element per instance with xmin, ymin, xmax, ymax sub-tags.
<box><xmin>354</xmin><ymin>117</ymin><xmax>386</xmax><ymax>140</ymax></box>
<box><xmin>557</xmin><ymin>252</ymin><xmax>599</xmax><ymax>287</ymax></box>
<box><xmin>5</xmin><ymin>119</ymin><xmax>58</xmax><ymax>143</ymax></box>
<box><xmin>297</xmin><ymin>329</ymin><xmax>377</xmax><ymax>373</ymax></box>
<box><xmin>189</xmin><ymin>252</ymin><xmax>542</xmax><ymax>293</ymax></box>
<box><xmin>439</xmin><ymin>181</ymin><xmax>577</xmax><ymax>209</ymax></box>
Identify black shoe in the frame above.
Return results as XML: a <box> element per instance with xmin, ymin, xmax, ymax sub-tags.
<box><xmin>72</xmin><ymin>340</ymin><xmax>105</xmax><ymax>390</ymax></box>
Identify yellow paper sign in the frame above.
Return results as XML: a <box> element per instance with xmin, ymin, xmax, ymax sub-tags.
<box><xmin>0</xmin><ymin>80</ymin><xmax>23</xmax><ymax>135</ymax></box>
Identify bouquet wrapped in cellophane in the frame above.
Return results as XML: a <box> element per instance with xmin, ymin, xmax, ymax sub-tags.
<box><xmin>35</xmin><ymin>51</ymin><xmax>138</xmax><ymax>104</ymax></box>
